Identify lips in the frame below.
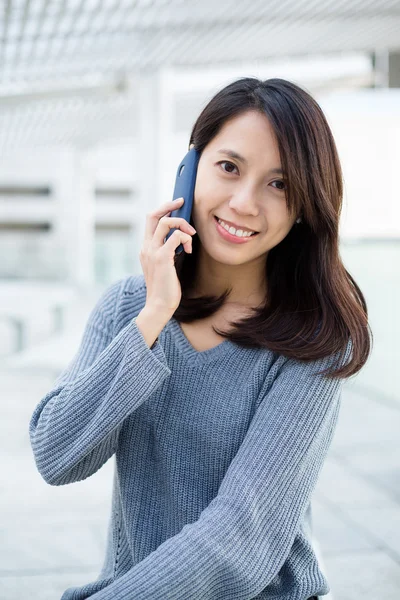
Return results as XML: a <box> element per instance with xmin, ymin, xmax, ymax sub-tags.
<box><xmin>214</xmin><ymin>215</ymin><xmax>259</xmax><ymax>234</ymax></box>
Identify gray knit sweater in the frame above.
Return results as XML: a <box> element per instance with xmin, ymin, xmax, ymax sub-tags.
<box><xmin>29</xmin><ymin>274</ymin><xmax>348</xmax><ymax>600</ymax></box>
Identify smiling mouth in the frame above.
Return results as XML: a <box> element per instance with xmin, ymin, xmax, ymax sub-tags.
<box><xmin>214</xmin><ymin>215</ymin><xmax>259</xmax><ymax>235</ymax></box>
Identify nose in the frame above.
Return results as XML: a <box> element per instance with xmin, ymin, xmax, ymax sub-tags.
<box><xmin>228</xmin><ymin>185</ymin><xmax>260</xmax><ymax>217</ymax></box>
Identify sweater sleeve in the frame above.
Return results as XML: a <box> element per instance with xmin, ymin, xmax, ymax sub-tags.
<box><xmin>87</xmin><ymin>342</ymin><xmax>351</xmax><ymax>600</ymax></box>
<box><xmin>29</xmin><ymin>278</ymin><xmax>171</xmax><ymax>486</ymax></box>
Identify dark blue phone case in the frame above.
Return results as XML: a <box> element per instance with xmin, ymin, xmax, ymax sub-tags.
<box><xmin>165</xmin><ymin>147</ymin><xmax>200</xmax><ymax>255</ymax></box>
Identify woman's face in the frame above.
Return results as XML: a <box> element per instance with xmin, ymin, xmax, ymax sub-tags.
<box><xmin>192</xmin><ymin>110</ymin><xmax>297</xmax><ymax>266</ymax></box>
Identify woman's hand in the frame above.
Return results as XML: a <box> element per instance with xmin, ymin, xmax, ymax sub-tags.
<box><xmin>139</xmin><ymin>197</ymin><xmax>197</xmax><ymax>316</ymax></box>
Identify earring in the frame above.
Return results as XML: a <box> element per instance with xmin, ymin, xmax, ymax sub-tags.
<box><xmin>296</xmin><ymin>217</ymin><xmax>302</xmax><ymax>224</ymax></box>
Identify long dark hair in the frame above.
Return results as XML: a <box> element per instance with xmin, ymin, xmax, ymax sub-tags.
<box><xmin>172</xmin><ymin>77</ymin><xmax>372</xmax><ymax>379</ymax></box>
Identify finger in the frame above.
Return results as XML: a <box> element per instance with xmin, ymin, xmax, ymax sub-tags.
<box><xmin>162</xmin><ymin>229</ymin><xmax>193</xmax><ymax>254</ymax></box>
<box><xmin>152</xmin><ymin>218</ymin><xmax>195</xmax><ymax>248</ymax></box>
<box><xmin>144</xmin><ymin>198</ymin><xmax>184</xmax><ymax>241</ymax></box>
<box><xmin>158</xmin><ymin>216</ymin><xmax>196</xmax><ymax>235</ymax></box>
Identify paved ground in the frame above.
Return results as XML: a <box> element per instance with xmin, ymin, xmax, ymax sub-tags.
<box><xmin>0</xmin><ymin>240</ymin><xmax>399</xmax><ymax>600</ymax></box>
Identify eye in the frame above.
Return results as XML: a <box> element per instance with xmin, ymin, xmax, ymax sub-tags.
<box><xmin>217</xmin><ymin>160</ymin><xmax>239</xmax><ymax>175</ymax></box>
<box><xmin>270</xmin><ymin>180</ymin><xmax>286</xmax><ymax>191</ymax></box>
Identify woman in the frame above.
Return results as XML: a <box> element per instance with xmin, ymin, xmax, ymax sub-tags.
<box><xmin>29</xmin><ymin>77</ymin><xmax>372</xmax><ymax>600</ymax></box>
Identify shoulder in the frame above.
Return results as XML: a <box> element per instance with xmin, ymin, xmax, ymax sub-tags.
<box><xmin>120</xmin><ymin>273</ymin><xmax>147</xmax><ymax>297</ymax></box>
<box><xmin>90</xmin><ymin>274</ymin><xmax>147</xmax><ymax>336</ymax></box>
<box><xmin>114</xmin><ymin>274</ymin><xmax>148</xmax><ymax>334</ymax></box>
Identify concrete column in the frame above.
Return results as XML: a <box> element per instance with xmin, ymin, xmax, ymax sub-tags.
<box><xmin>130</xmin><ymin>68</ymin><xmax>173</xmax><ymax>277</ymax></box>
<box><xmin>372</xmin><ymin>50</ymin><xmax>400</xmax><ymax>88</ymax></box>
<box><xmin>388</xmin><ymin>51</ymin><xmax>400</xmax><ymax>88</ymax></box>
<box><xmin>55</xmin><ymin>148</ymin><xmax>96</xmax><ymax>289</ymax></box>
<box><xmin>371</xmin><ymin>50</ymin><xmax>389</xmax><ymax>87</ymax></box>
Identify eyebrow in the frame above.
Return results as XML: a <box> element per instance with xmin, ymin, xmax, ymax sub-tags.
<box><xmin>217</xmin><ymin>149</ymin><xmax>284</xmax><ymax>175</ymax></box>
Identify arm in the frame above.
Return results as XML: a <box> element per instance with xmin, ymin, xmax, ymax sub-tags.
<box><xmin>29</xmin><ymin>278</ymin><xmax>172</xmax><ymax>486</ymax></box>
<box><xmin>88</xmin><ymin>342</ymin><xmax>351</xmax><ymax>600</ymax></box>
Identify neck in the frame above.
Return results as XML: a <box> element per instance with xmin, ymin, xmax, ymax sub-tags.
<box><xmin>191</xmin><ymin>247</ymin><xmax>268</xmax><ymax>308</ymax></box>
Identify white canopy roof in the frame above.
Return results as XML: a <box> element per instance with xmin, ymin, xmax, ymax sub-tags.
<box><xmin>0</xmin><ymin>0</ymin><xmax>398</xmax><ymax>149</ymax></box>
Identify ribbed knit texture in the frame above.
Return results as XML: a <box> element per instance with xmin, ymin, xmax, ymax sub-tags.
<box><xmin>29</xmin><ymin>274</ymin><xmax>349</xmax><ymax>600</ymax></box>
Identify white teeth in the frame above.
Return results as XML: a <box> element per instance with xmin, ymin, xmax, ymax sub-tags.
<box><xmin>217</xmin><ymin>218</ymin><xmax>256</xmax><ymax>237</ymax></box>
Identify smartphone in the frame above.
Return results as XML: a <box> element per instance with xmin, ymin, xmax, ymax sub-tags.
<box><xmin>165</xmin><ymin>147</ymin><xmax>200</xmax><ymax>255</ymax></box>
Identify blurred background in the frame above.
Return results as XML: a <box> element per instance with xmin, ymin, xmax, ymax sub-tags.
<box><xmin>0</xmin><ymin>1</ymin><xmax>399</xmax><ymax>599</ymax></box>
